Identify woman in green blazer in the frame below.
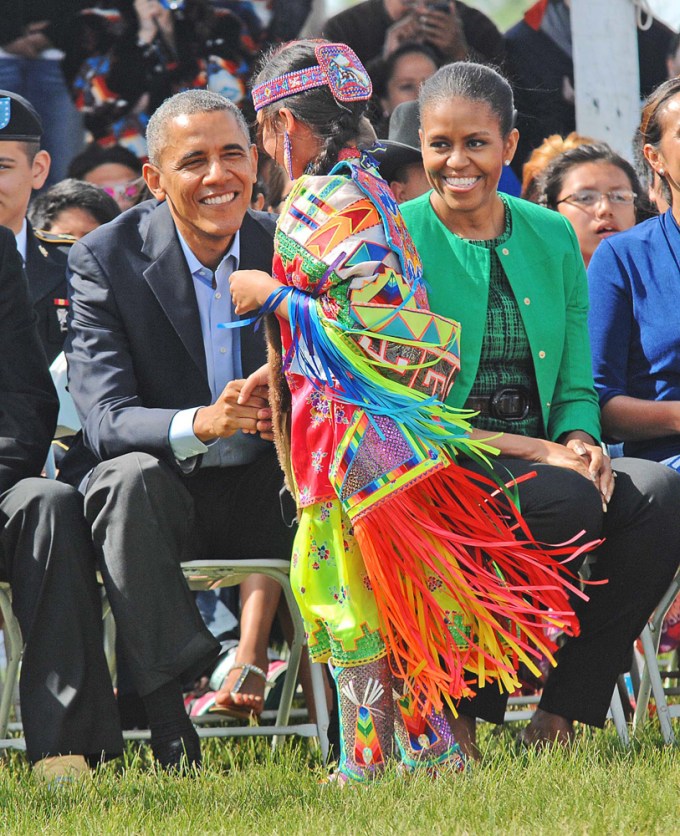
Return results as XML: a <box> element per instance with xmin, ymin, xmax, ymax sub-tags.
<box><xmin>401</xmin><ymin>61</ymin><xmax>680</xmax><ymax>757</ymax></box>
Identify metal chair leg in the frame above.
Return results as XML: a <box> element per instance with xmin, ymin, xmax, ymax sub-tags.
<box><xmin>0</xmin><ymin>587</ymin><xmax>21</xmax><ymax>738</ymax></box>
<box><xmin>609</xmin><ymin>681</ymin><xmax>630</xmax><ymax>746</ymax></box>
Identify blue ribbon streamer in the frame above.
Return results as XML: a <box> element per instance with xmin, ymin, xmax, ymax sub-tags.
<box><xmin>218</xmin><ymin>284</ymin><xmax>294</xmax><ymax>332</ymax></box>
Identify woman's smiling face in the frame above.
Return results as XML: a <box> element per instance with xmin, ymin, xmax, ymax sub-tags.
<box><xmin>419</xmin><ymin>96</ymin><xmax>517</xmax><ymax>226</ymax></box>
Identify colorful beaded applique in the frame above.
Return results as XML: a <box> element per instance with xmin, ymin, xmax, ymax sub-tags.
<box><xmin>252</xmin><ymin>43</ymin><xmax>372</xmax><ymax>111</ymax></box>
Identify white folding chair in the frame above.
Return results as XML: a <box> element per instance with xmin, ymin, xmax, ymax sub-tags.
<box><xmin>46</xmin><ymin>352</ymin><xmax>330</xmax><ymax>759</ymax></box>
<box><xmin>631</xmin><ymin>569</ymin><xmax>680</xmax><ymax>743</ymax></box>
<box><xmin>100</xmin><ymin>560</ymin><xmax>330</xmax><ymax>760</ymax></box>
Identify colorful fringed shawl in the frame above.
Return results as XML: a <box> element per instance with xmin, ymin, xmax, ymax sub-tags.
<box><xmin>271</xmin><ymin>150</ymin><xmax>590</xmax><ymax>713</ymax></box>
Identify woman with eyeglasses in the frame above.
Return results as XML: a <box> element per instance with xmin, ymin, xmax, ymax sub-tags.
<box><xmin>536</xmin><ymin>142</ymin><xmax>644</xmax><ymax>267</ymax></box>
<box><xmin>400</xmin><ymin>61</ymin><xmax>680</xmax><ymax>755</ymax></box>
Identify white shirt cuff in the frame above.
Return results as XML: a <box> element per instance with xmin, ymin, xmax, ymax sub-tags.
<box><xmin>169</xmin><ymin>407</ymin><xmax>210</xmax><ymax>462</ymax></box>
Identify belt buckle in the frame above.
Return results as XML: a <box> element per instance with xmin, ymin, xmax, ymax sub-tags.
<box><xmin>489</xmin><ymin>386</ymin><xmax>530</xmax><ymax>421</ymax></box>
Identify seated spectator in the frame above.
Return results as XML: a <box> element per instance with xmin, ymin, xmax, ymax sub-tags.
<box><xmin>401</xmin><ymin>61</ymin><xmax>680</xmax><ymax>753</ymax></box>
<box><xmin>0</xmin><ymin>223</ymin><xmax>122</xmax><ymax>782</ymax></box>
<box><xmin>371</xmin><ymin>100</ymin><xmax>430</xmax><ymax>203</ymax></box>
<box><xmin>588</xmin><ymin>78</ymin><xmax>680</xmax><ymax>659</ymax></box>
<box><xmin>60</xmin><ymin>89</ymin><xmax>296</xmax><ymax>771</ymax></box>
<box><xmin>28</xmin><ymin>178</ymin><xmax>120</xmax><ymax>239</ymax></box>
<box><xmin>536</xmin><ymin>142</ymin><xmax>645</xmax><ymax>266</ymax></box>
<box><xmin>323</xmin><ymin>0</ymin><xmax>505</xmax><ymax>67</ymax></box>
<box><xmin>0</xmin><ymin>90</ymin><xmax>73</xmax><ymax>364</ymax></box>
<box><xmin>588</xmin><ymin>77</ymin><xmax>680</xmax><ymax>467</ymax></box>
<box><xmin>505</xmin><ymin>0</ymin><xmax>676</xmax><ymax>174</ymax></box>
<box><xmin>68</xmin><ymin>143</ymin><xmax>144</xmax><ymax>211</ymax></box>
<box><xmin>521</xmin><ymin>131</ymin><xmax>595</xmax><ymax>202</ymax></box>
<box><xmin>367</xmin><ymin>42</ymin><xmax>439</xmax><ymax>137</ymax></box>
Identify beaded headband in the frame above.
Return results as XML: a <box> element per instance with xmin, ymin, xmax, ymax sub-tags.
<box><xmin>252</xmin><ymin>43</ymin><xmax>372</xmax><ymax>112</ymax></box>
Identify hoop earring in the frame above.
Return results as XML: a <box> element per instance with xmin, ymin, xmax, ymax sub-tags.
<box><xmin>283</xmin><ymin>130</ymin><xmax>294</xmax><ymax>180</ymax></box>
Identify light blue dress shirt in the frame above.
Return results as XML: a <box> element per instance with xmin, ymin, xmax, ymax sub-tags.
<box><xmin>168</xmin><ymin>227</ymin><xmax>268</xmax><ymax>468</ymax></box>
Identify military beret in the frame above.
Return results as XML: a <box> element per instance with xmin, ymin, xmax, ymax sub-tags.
<box><xmin>0</xmin><ymin>90</ymin><xmax>42</xmax><ymax>142</ymax></box>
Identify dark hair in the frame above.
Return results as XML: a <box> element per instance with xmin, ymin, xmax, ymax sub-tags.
<box><xmin>21</xmin><ymin>140</ymin><xmax>41</xmax><ymax>164</ymax></box>
<box><xmin>28</xmin><ymin>178</ymin><xmax>121</xmax><ymax>230</ymax></box>
<box><xmin>419</xmin><ymin>61</ymin><xmax>516</xmax><ymax>137</ymax></box>
<box><xmin>666</xmin><ymin>31</ymin><xmax>680</xmax><ymax>62</ymax></box>
<box><xmin>632</xmin><ymin>127</ymin><xmax>671</xmax><ymax>208</ymax></box>
<box><xmin>67</xmin><ymin>143</ymin><xmax>143</xmax><ymax>180</ymax></box>
<box><xmin>370</xmin><ymin>42</ymin><xmax>440</xmax><ymax>101</ymax></box>
<box><xmin>638</xmin><ymin>77</ymin><xmax>680</xmax><ymax>203</ymax></box>
<box><xmin>252</xmin><ymin>40</ymin><xmax>372</xmax><ymax>176</ymax></box>
<box><xmin>536</xmin><ymin>142</ymin><xmax>648</xmax><ymax>221</ymax></box>
<box><xmin>640</xmin><ymin>77</ymin><xmax>680</xmax><ymax>148</ymax></box>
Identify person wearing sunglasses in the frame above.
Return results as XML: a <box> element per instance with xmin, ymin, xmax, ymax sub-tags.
<box><xmin>537</xmin><ymin>142</ymin><xmax>645</xmax><ymax>268</ymax></box>
<box><xmin>67</xmin><ymin>142</ymin><xmax>143</xmax><ymax>211</ymax></box>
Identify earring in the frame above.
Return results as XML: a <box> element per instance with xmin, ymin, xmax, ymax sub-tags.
<box><xmin>659</xmin><ymin>167</ymin><xmax>666</xmax><ymax>176</ymax></box>
<box><xmin>504</xmin><ymin>159</ymin><xmax>511</xmax><ymax>167</ymax></box>
<box><xmin>283</xmin><ymin>130</ymin><xmax>294</xmax><ymax>181</ymax></box>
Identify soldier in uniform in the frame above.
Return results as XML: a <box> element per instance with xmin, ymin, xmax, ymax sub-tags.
<box><xmin>0</xmin><ymin>89</ymin><xmax>74</xmax><ymax>364</ymax></box>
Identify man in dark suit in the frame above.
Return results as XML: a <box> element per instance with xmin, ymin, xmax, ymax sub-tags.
<box><xmin>62</xmin><ymin>90</ymin><xmax>295</xmax><ymax>771</ymax></box>
<box><xmin>0</xmin><ymin>224</ymin><xmax>122</xmax><ymax>782</ymax></box>
<box><xmin>0</xmin><ymin>89</ymin><xmax>74</xmax><ymax>364</ymax></box>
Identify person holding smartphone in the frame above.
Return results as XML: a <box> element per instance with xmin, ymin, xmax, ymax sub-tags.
<box><xmin>323</xmin><ymin>0</ymin><xmax>505</xmax><ymax>67</ymax></box>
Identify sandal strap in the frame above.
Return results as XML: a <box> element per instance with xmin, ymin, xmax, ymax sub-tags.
<box><xmin>229</xmin><ymin>663</ymin><xmax>274</xmax><ymax>692</ymax></box>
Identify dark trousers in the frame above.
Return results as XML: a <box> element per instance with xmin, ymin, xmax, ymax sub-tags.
<box><xmin>83</xmin><ymin>448</ymin><xmax>296</xmax><ymax>697</ymax></box>
<box><xmin>458</xmin><ymin>457</ymin><xmax>680</xmax><ymax>727</ymax></box>
<box><xmin>0</xmin><ymin>479</ymin><xmax>122</xmax><ymax>763</ymax></box>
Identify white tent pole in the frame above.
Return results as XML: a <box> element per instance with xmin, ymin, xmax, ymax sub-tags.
<box><xmin>571</xmin><ymin>0</ymin><xmax>641</xmax><ymax>160</ymax></box>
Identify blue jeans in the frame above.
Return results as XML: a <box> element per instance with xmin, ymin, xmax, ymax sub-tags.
<box><xmin>0</xmin><ymin>57</ymin><xmax>84</xmax><ymax>186</ymax></box>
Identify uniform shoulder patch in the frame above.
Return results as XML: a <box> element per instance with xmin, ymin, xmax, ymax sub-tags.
<box><xmin>33</xmin><ymin>228</ymin><xmax>77</xmax><ymax>246</ymax></box>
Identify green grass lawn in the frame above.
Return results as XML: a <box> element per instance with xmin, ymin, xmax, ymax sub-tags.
<box><xmin>1</xmin><ymin>723</ymin><xmax>680</xmax><ymax>834</ymax></box>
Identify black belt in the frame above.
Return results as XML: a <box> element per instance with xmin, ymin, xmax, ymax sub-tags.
<box><xmin>465</xmin><ymin>385</ymin><xmax>537</xmax><ymax>421</ymax></box>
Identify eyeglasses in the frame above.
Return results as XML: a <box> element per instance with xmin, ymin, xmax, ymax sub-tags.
<box><xmin>101</xmin><ymin>181</ymin><xmax>142</xmax><ymax>201</ymax></box>
<box><xmin>557</xmin><ymin>189</ymin><xmax>637</xmax><ymax>208</ymax></box>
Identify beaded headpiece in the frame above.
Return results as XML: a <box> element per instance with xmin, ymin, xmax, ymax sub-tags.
<box><xmin>252</xmin><ymin>42</ymin><xmax>372</xmax><ymax>112</ymax></box>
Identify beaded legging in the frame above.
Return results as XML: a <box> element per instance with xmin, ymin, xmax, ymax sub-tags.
<box><xmin>333</xmin><ymin>657</ymin><xmax>466</xmax><ymax>781</ymax></box>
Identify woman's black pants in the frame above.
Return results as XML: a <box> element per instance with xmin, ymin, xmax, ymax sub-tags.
<box><xmin>458</xmin><ymin>456</ymin><xmax>680</xmax><ymax>727</ymax></box>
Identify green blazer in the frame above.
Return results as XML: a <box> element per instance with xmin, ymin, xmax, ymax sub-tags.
<box><xmin>401</xmin><ymin>192</ymin><xmax>601</xmax><ymax>443</ymax></box>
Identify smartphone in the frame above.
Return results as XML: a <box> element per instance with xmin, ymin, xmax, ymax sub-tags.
<box><xmin>427</xmin><ymin>1</ymin><xmax>450</xmax><ymax>11</ymax></box>
<box><xmin>159</xmin><ymin>0</ymin><xmax>185</xmax><ymax>10</ymax></box>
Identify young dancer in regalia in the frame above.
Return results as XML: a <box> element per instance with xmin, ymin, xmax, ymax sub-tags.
<box><xmin>226</xmin><ymin>40</ymin><xmax>588</xmax><ymax>783</ymax></box>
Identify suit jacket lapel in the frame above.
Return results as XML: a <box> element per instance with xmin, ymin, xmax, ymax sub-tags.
<box><xmin>238</xmin><ymin>212</ymin><xmax>273</xmax><ymax>377</ymax></box>
<box><xmin>141</xmin><ymin>202</ymin><xmax>208</xmax><ymax>380</ymax></box>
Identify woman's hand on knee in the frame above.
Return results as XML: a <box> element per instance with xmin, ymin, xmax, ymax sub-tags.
<box><xmin>564</xmin><ymin>436</ymin><xmax>615</xmax><ymax>511</ymax></box>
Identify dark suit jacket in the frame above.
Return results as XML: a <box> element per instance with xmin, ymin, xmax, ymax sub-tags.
<box><xmin>24</xmin><ymin>223</ymin><xmax>72</xmax><ymax>366</ymax></box>
<box><xmin>61</xmin><ymin>199</ymin><xmax>276</xmax><ymax>484</ymax></box>
<box><xmin>0</xmin><ymin>225</ymin><xmax>58</xmax><ymax>495</ymax></box>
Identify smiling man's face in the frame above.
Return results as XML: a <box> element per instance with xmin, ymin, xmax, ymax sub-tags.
<box><xmin>144</xmin><ymin>108</ymin><xmax>257</xmax><ymax>267</ymax></box>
